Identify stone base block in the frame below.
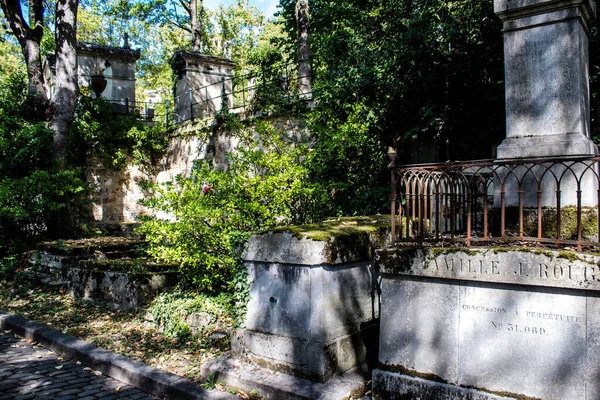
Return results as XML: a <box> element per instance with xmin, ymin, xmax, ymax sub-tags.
<box><xmin>201</xmin><ymin>353</ymin><xmax>372</xmax><ymax>400</ymax></box>
<box><xmin>496</xmin><ymin>133</ymin><xmax>598</xmax><ymax>159</ymax></box>
<box><xmin>232</xmin><ymin>321</ymin><xmax>379</xmax><ymax>383</ymax></box>
<box><xmin>372</xmin><ymin>370</ymin><xmax>513</xmax><ymax>400</ymax></box>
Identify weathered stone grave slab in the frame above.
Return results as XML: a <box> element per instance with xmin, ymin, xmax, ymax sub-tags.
<box><xmin>373</xmin><ymin>247</ymin><xmax>600</xmax><ymax>399</ymax></box>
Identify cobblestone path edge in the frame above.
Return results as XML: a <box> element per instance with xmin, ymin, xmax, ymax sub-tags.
<box><xmin>0</xmin><ymin>310</ymin><xmax>236</xmax><ymax>400</ymax></box>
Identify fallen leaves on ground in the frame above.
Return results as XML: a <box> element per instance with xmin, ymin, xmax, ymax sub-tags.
<box><xmin>0</xmin><ymin>282</ymin><xmax>229</xmax><ymax>384</ymax></box>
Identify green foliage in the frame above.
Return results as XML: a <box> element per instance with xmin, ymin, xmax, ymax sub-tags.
<box><xmin>138</xmin><ymin>120</ymin><xmax>328</xmax><ymax>291</ymax></box>
<box><xmin>70</xmin><ymin>92</ymin><xmax>169</xmax><ymax>169</ymax></box>
<box><xmin>0</xmin><ymin>72</ymin><xmax>87</xmax><ymax>256</ymax></box>
<box><xmin>149</xmin><ymin>291</ymin><xmax>234</xmax><ymax>340</ymax></box>
<box><xmin>277</xmin><ymin>0</ymin><xmax>504</xmax><ymax>164</ymax></box>
<box><xmin>306</xmin><ymin>100</ymin><xmax>389</xmax><ymax>216</ymax></box>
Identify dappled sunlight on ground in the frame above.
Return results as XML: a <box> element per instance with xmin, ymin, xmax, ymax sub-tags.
<box><xmin>0</xmin><ymin>282</ymin><xmax>228</xmax><ymax>382</ymax></box>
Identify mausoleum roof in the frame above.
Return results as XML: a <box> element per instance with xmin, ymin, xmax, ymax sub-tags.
<box><xmin>77</xmin><ymin>42</ymin><xmax>141</xmax><ymax>60</ymax></box>
<box><xmin>170</xmin><ymin>50</ymin><xmax>236</xmax><ymax>67</ymax></box>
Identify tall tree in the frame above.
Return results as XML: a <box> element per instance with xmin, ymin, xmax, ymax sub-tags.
<box><xmin>0</xmin><ymin>0</ymin><xmax>47</xmax><ymax>118</ymax></box>
<box><xmin>50</xmin><ymin>0</ymin><xmax>78</xmax><ymax>165</ymax></box>
<box><xmin>295</xmin><ymin>0</ymin><xmax>311</xmax><ymax>99</ymax></box>
<box><xmin>1</xmin><ymin>0</ymin><xmax>79</xmax><ymax>164</ymax></box>
<box><xmin>189</xmin><ymin>0</ymin><xmax>202</xmax><ymax>52</ymax></box>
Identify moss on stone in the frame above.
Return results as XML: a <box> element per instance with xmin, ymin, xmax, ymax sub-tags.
<box><xmin>269</xmin><ymin>215</ymin><xmax>391</xmax><ymax>242</ymax></box>
<box><xmin>557</xmin><ymin>251</ymin><xmax>581</xmax><ymax>263</ymax></box>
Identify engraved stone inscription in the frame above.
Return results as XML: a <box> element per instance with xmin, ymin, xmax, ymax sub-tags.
<box><xmin>458</xmin><ymin>285</ymin><xmax>586</xmax><ymax>399</ymax></box>
<box><xmin>392</xmin><ymin>249</ymin><xmax>600</xmax><ymax>291</ymax></box>
<box><xmin>462</xmin><ymin>302</ymin><xmax>583</xmax><ymax>339</ymax></box>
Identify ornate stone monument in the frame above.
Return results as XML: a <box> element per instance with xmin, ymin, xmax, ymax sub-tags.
<box><xmin>495</xmin><ymin>0</ymin><xmax>597</xmax><ymax>158</ymax></box>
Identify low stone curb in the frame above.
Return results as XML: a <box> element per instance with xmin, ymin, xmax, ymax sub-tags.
<box><xmin>0</xmin><ymin>310</ymin><xmax>237</xmax><ymax>400</ymax></box>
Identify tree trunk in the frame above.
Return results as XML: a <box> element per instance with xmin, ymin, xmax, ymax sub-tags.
<box><xmin>50</xmin><ymin>0</ymin><xmax>79</xmax><ymax>167</ymax></box>
<box><xmin>190</xmin><ymin>0</ymin><xmax>203</xmax><ymax>52</ymax></box>
<box><xmin>296</xmin><ymin>0</ymin><xmax>312</xmax><ymax>101</ymax></box>
<box><xmin>0</xmin><ymin>0</ymin><xmax>48</xmax><ymax>120</ymax></box>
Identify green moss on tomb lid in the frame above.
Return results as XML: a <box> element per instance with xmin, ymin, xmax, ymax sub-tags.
<box><xmin>268</xmin><ymin>215</ymin><xmax>391</xmax><ymax>242</ymax></box>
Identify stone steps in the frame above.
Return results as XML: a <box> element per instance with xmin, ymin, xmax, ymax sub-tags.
<box><xmin>24</xmin><ymin>237</ymin><xmax>179</xmax><ymax>310</ymax></box>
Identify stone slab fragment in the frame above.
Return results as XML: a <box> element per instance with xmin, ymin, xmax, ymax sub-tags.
<box><xmin>376</xmin><ymin>248</ymin><xmax>600</xmax><ymax>291</ymax></box>
<box><xmin>244</xmin><ymin>261</ymin><xmax>379</xmax><ymax>342</ymax></box>
<box><xmin>244</xmin><ymin>262</ymin><xmax>312</xmax><ymax>339</ymax></box>
<box><xmin>309</xmin><ymin>263</ymin><xmax>380</xmax><ymax>341</ymax></box>
<box><xmin>233</xmin><ymin>325</ymin><xmax>378</xmax><ymax>382</ymax></box>
<box><xmin>201</xmin><ymin>353</ymin><xmax>372</xmax><ymax>400</ymax></box>
<box><xmin>243</xmin><ymin>233</ymin><xmax>329</xmax><ymax>266</ymax></box>
<box><xmin>458</xmin><ymin>283</ymin><xmax>586</xmax><ymax>399</ymax></box>
<box><xmin>67</xmin><ymin>268</ymin><xmax>178</xmax><ymax>310</ymax></box>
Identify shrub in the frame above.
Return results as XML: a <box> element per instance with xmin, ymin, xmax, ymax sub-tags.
<box><xmin>137</xmin><ymin>119</ymin><xmax>328</xmax><ymax>291</ymax></box>
<box><xmin>0</xmin><ymin>73</ymin><xmax>87</xmax><ymax>256</ymax></box>
<box><xmin>149</xmin><ymin>291</ymin><xmax>235</xmax><ymax>340</ymax></box>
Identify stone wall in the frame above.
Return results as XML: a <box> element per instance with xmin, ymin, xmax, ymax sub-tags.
<box><xmin>88</xmin><ymin>116</ymin><xmax>309</xmax><ymax>224</ymax></box>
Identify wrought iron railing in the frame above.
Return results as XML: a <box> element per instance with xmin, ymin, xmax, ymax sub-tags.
<box><xmin>389</xmin><ymin>152</ymin><xmax>600</xmax><ymax>251</ymax></box>
<box><xmin>108</xmin><ymin>99</ymin><xmax>165</xmax><ymax>123</ymax></box>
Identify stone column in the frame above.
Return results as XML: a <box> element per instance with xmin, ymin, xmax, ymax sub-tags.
<box><xmin>494</xmin><ymin>0</ymin><xmax>599</xmax><ymax>208</ymax></box>
<box><xmin>494</xmin><ymin>0</ymin><xmax>597</xmax><ymax>158</ymax></box>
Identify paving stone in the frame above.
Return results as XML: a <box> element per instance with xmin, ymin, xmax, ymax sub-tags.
<box><xmin>0</xmin><ymin>329</ymin><xmax>159</xmax><ymax>400</ymax></box>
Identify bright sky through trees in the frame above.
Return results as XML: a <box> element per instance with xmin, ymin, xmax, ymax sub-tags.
<box><xmin>207</xmin><ymin>0</ymin><xmax>278</xmax><ymax>17</ymax></box>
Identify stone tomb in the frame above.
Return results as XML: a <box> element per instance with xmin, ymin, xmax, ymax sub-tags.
<box><xmin>373</xmin><ymin>248</ymin><xmax>600</xmax><ymax>399</ymax></box>
<box><xmin>170</xmin><ymin>51</ymin><xmax>235</xmax><ymax>123</ymax></box>
<box><xmin>232</xmin><ymin>218</ymin><xmax>390</xmax><ymax>382</ymax></box>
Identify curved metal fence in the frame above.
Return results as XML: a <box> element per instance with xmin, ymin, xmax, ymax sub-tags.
<box><xmin>389</xmin><ymin>153</ymin><xmax>600</xmax><ymax>251</ymax></box>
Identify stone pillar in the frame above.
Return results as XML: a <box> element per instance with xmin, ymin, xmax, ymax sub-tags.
<box><xmin>494</xmin><ymin>0</ymin><xmax>597</xmax><ymax>158</ymax></box>
<box><xmin>494</xmin><ymin>0</ymin><xmax>599</xmax><ymax>208</ymax></box>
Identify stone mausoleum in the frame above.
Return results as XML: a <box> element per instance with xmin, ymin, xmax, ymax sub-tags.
<box><xmin>170</xmin><ymin>50</ymin><xmax>235</xmax><ymax>123</ymax></box>
<box><xmin>43</xmin><ymin>41</ymin><xmax>141</xmax><ymax>109</ymax></box>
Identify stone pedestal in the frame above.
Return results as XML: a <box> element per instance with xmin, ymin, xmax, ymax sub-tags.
<box><xmin>495</xmin><ymin>0</ymin><xmax>598</xmax><ymax>158</ymax></box>
<box><xmin>494</xmin><ymin>0</ymin><xmax>599</xmax><ymax>207</ymax></box>
<box><xmin>233</xmin><ymin>219</ymin><xmax>390</xmax><ymax>382</ymax></box>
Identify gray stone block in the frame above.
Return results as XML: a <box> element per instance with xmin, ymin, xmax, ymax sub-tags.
<box><xmin>458</xmin><ymin>283</ymin><xmax>586</xmax><ymax>399</ymax></box>
<box><xmin>379</xmin><ymin>277</ymin><xmax>459</xmax><ymax>384</ymax></box>
<box><xmin>375</xmin><ymin>247</ymin><xmax>600</xmax><ymax>399</ymax></box>
<box><xmin>494</xmin><ymin>0</ymin><xmax>598</xmax><ymax>161</ymax></box>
